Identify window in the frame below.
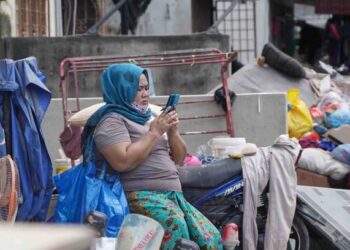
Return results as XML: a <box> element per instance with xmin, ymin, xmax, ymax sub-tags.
<box><xmin>213</xmin><ymin>0</ymin><xmax>257</xmax><ymax>63</ymax></box>
<box><xmin>17</xmin><ymin>0</ymin><xmax>48</xmax><ymax>37</ymax></box>
<box><xmin>62</xmin><ymin>0</ymin><xmax>101</xmax><ymax>35</ymax></box>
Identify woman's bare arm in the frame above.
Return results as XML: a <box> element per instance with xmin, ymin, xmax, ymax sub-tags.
<box><xmin>100</xmin><ymin>111</ymin><xmax>175</xmax><ymax>172</ymax></box>
<box><xmin>167</xmin><ymin>130</ymin><xmax>187</xmax><ymax>165</ymax></box>
<box><xmin>101</xmin><ymin>130</ymin><xmax>161</xmax><ymax>172</ymax></box>
<box><xmin>167</xmin><ymin>110</ymin><xmax>187</xmax><ymax>165</ymax></box>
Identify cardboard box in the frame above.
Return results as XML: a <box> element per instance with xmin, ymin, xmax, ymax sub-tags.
<box><xmin>296</xmin><ymin>168</ymin><xmax>330</xmax><ymax>188</ymax></box>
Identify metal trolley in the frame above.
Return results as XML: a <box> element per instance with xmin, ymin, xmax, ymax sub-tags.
<box><xmin>59</xmin><ymin>48</ymin><xmax>237</xmax><ymax>144</ymax></box>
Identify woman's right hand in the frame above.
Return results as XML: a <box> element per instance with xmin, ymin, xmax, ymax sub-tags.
<box><xmin>149</xmin><ymin>108</ymin><xmax>177</xmax><ymax>136</ymax></box>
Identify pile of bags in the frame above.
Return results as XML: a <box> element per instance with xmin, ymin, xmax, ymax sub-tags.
<box><xmin>287</xmin><ymin>75</ymin><xmax>350</xmax><ymax>185</ymax></box>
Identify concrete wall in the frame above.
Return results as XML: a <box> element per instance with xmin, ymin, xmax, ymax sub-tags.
<box><xmin>135</xmin><ymin>0</ymin><xmax>192</xmax><ymax>35</ymax></box>
<box><xmin>44</xmin><ymin>93</ymin><xmax>287</xmax><ymax>161</ymax></box>
<box><xmin>1</xmin><ymin>34</ymin><xmax>229</xmax><ymax>97</ymax></box>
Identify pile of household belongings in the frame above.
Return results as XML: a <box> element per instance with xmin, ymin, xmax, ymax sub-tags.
<box><xmin>214</xmin><ymin>43</ymin><xmax>350</xmax><ymax>189</ymax></box>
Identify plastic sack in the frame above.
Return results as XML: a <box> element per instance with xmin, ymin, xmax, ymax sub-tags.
<box><xmin>183</xmin><ymin>154</ymin><xmax>202</xmax><ymax>167</ymax></box>
<box><xmin>299</xmin><ymin>132</ymin><xmax>320</xmax><ymax>149</ymax></box>
<box><xmin>287</xmin><ymin>89</ymin><xmax>313</xmax><ymax>139</ymax></box>
<box><xmin>53</xmin><ymin>161</ymin><xmax>129</xmax><ymax>237</ymax></box>
<box><xmin>298</xmin><ymin>148</ymin><xmax>349</xmax><ymax>180</ymax></box>
<box><xmin>324</xmin><ymin>108</ymin><xmax>350</xmax><ymax>128</ymax></box>
<box><xmin>59</xmin><ymin>125</ymin><xmax>82</xmax><ymax>160</ymax></box>
<box><xmin>116</xmin><ymin>213</ymin><xmax>164</xmax><ymax>250</ymax></box>
<box><xmin>331</xmin><ymin>144</ymin><xmax>350</xmax><ymax>167</ymax></box>
<box><xmin>319</xmin><ymin>139</ymin><xmax>337</xmax><ymax>152</ymax></box>
<box><xmin>317</xmin><ymin>91</ymin><xmax>344</xmax><ymax>112</ymax></box>
<box><xmin>195</xmin><ymin>144</ymin><xmax>219</xmax><ymax>164</ymax></box>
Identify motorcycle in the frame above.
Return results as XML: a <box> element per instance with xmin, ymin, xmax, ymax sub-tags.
<box><xmin>178</xmin><ymin>157</ymin><xmax>310</xmax><ymax>250</ymax></box>
<box><xmin>86</xmin><ymin>157</ymin><xmax>310</xmax><ymax>250</ymax></box>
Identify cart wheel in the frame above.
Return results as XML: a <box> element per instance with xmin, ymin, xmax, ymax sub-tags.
<box><xmin>287</xmin><ymin>214</ymin><xmax>310</xmax><ymax>250</ymax></box>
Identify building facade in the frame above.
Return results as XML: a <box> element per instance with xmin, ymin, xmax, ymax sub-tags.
<box><xmin>0</xmin><ymin>0</ymin><xmax>271</xmax><ymax>63</ymax></box>
<box><xmin>0</xmin><ymin>0</ymin><xmax>63</xmax><ymax>37</ymax></box>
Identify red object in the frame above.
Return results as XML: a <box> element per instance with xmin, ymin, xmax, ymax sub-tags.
<box><xmin>299</xmin><ymin>132</ymin><xmax>321</xmax><ymax>149</ymax></box>
<box><xmin>329</xmin><ymin>23</ymin><xmax>341</xmax><ymax>41</ymax></box>
<box><xmin>59</xmin><ymin>125</ymin><xmax>82</xmax><ymax>160</ymax></box>
<box><xmin>302</xmin><ymin>131</ymin><xmax>320</xmax><ymax>141</ymax></box>
<box><xmin>183</xmin><ymin>154</ymin><xmax>202</xmax><ymax>167</ymax></box>
<box><xmin>310</xmin><ymin>105</ymin><xmax>324</xmax><ymax>119</ymax></box>
<box><xmin>316</xmin><ymin>0</ymin><xmax>350</xmax><ymax>15</ymax></box>
<box><xmin>222</xmin><ymin>223</ymin><xmax>239</xmax><ymax>242</ymax></box>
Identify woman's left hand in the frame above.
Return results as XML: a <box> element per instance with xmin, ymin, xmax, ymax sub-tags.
<box><xmin>167</xmin><ymin>110</ymin><xmax>179</xmax><ymax>137</ymax></box>
<box><xmin>165</xmin><ymin>109</ymin><xmax>187</xmax><ymax>165</ymax></box>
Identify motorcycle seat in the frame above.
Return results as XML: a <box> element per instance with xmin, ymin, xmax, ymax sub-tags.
<box><xmin>178</xmin><ymin>158</ymin><xmax>242</xmax><ymax>188</ymax></box>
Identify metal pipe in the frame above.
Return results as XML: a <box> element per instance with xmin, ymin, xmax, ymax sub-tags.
<box><xmin>85</xmin><ymin>0</ymin><xmax>128</xmax><ymax>36</ymax></box>
<box><xmin>72</xmin><ymin>0</ymin><xmax>77</xmax><ymax>35</ymax></box>
<box><xmin>207</xmin><ymin>0</ymin><xmax>239</xmax><ymax>33</ymax></box>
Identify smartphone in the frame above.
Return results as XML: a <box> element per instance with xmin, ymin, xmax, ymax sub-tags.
<box><xmin>162</xmin><ymin>94</ymin><xmax>180</xmax><ymax>112</ymax></box>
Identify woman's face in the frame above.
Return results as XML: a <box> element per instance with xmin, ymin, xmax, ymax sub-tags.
<box><xmin>133</xmin><ymin>74</ymin><xmax>149</xmax><ymax>107</ymax></box>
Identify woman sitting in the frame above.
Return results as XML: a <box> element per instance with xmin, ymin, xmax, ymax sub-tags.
<box><xmin>81</xmin><ymin>63</ymin><xmax>222</xmax><ymax>249</ymax></box>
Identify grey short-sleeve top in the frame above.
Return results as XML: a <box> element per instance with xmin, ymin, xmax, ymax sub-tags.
<box><xmin>93</xmin><ymin>113</ymin><xmax>182</xmax><ymax>192</ymax></box>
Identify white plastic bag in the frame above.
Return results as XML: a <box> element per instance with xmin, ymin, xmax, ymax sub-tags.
<box><xmin>298</xmin><ymin>148</ymin><xmax>349</xmax><ymax>180</ymax></box>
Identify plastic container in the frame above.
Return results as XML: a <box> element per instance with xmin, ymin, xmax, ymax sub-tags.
<box><xmin>222</xmin><ymin>223</ymin><xmax>240</xmax><ymax>250</ymax></box>
<box><xmin>208</xmin><ymin>137</ymin><xmax>246</xmax><ymax>158</ymax></box>
<box><xmin>223</xmin><ymin>240</ymin><xmax>240</xmax><ymax>250</ymax></box>
<box><xmin>116</xmin><ymin>213</ymin><xmax>164</xmax><ymax>250</ymax></box>
<box><xmin>54</xmin><ymin>159</ymin><xmax>70</xmax><ymax>175</ymax></box>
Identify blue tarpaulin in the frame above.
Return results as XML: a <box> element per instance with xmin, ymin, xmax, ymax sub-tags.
<box><xmin>0</xmin><ymin>57</ymin><xmax>52</xmax><ymax>221</ymax></box>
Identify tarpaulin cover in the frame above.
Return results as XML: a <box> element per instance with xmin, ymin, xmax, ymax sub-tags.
<box><xmin>209</xmin><ymin>63</ymin><xmax>316</xmax><ymax>107</ymax></box>
<box><xmin>0</xmin><ymin>58</ymin><xmax>52</xmax><ymax>221</ymax></box>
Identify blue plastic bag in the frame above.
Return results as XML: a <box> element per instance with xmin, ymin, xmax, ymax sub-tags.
<box><xmin>53</xmin><ymin>161</ymin><xmax>129</xmax><ymax>237</ymax></box>
<box><xmin>331</xmin><ymin>144</ymin><xmax>350</xmax><ymax>167</ymax></box>
<box><xmin>319</xmin><ymin>139</ymin><xmax>337</xmax><ymax>152</ymax></box>
<box><xmin>324</xmin><ymin>108</ymin><xmax>350</xmax><ymax>128</ymax></box>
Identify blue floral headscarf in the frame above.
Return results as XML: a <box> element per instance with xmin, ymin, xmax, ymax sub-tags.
<box><xmin>81</xmin><ymin>63</ymin><xmax>152</xmax><ymax>162</ymax></box>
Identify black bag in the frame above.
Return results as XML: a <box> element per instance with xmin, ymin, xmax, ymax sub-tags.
<box><xmin>262</xmin><ymin>43</ymin><xmax>306</xmax><ymax>79</ymax></box>
<box><xmin>214</xmin><ymin>87</ymin><xmax>236</xmax><ymax>112</ymax></box>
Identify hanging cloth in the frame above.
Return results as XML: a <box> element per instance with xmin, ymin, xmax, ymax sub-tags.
<box><xmin>19</xmin><ymin>57</ymin><xmax>51</xmax><ymax>124</ymax></box>
<box><xmin>14</xmin><ymin>58</ymin><xmax>53</xmax><ymax>221</ymax></box>
<box><xmin>0</xmin><ymin>59</ymin><xmax>34</xmax><ymax>221</ymax></box>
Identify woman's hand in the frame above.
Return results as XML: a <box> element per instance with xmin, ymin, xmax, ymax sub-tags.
<box><xmin>164</xmin><ymin>110</ymin><xmax>187</xmax><ymax>165</ymax></box>
<box><xmin>167</xmin><ymin>110</ymin><xmax>179</xmax><ymax>137</ymax></box>
<box><xmin>149</xmin><ymin>108</ymin><xmax>177</xmax><ymax>136</ymax></box>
